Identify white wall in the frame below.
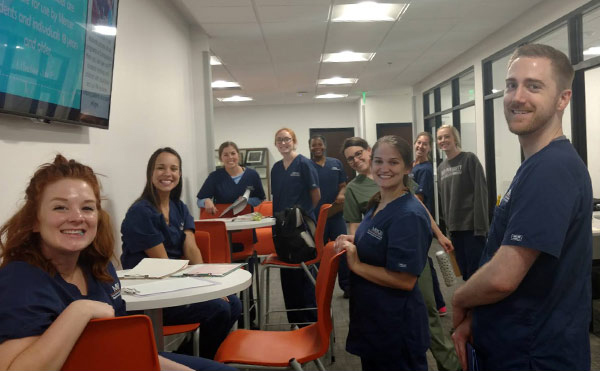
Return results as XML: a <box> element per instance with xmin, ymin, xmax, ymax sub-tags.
<box><xmin>214</xmin><ymin>101</ymin><xmax>360</xmax><ymax>169</ymax></box>
<box><xmin>0</xmin><ymin>0</ymin><xmax>210</xmax><ymax>259</ymax></box>
<box><xmin>413</xmin><ymin>0</ymin><xmax>590</xmax><ymax>171</ymax></box>
<box><xmin>363</xmin><ymin>88</ymin><xmax>414</xmax><ymax>145</ymax></box>
<box><xmin>214</xmin><ymin>88</ymin><xmax>415</xmax><ymax>169</ymax></box>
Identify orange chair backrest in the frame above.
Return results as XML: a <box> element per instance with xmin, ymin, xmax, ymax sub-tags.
<box><xmin>194</xmin><ymin>220</ymin><xmax>231</xmax><ymax>263</ymax></box>
<box><xmin>61</xmin><ymin>315</ymin><xmax>160</xmax><ymax>371</ymax></box>
<box><xmin>312</xmin><ymin>204</ymin><xmax>331</xmax><ymax>262</ymax></box>
<box><xmin>195</xmin><ymin>230</ymin><xmax>211</xmax><ymax>262</ymax></box>
<box><xmin>315</xmin><ymin>242</ymin><xmax>345</xmax><ymax>356</ymax></box>
<box><xmin>255</xmin><ymin>201</ymin><xmax>273</xmax><ymax>217</ymax></box>
<box><xmin>200</xmin><ymin>203</ymin><xmax>254</xmax><ymax>248</ymax></box>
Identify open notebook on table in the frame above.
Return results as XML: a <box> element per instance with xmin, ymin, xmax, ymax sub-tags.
<box><xmin>218</xmin><ymin>188</ymin><xmax>251</xmax><ymax>217</ymax></box>
<box><xmin>120</xmin><ymin>258</ymin><xmax>189</xmax><ymax>279</ymax></box>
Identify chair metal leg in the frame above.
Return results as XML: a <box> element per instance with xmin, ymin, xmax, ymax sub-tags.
<box><xmin>252</xmin><ymin>252</ymin><xmax>260</xmax><ymax>329</ymax></box>
<box><xmin>290</xmin><ymin>358</ymin><xmax>304</xmax><ymax>371</ymax></box>
<box><xmin>192</xmin><ymin>327</ymin><xmax>200</xmax><ymax>357</ymax></box>
<box><xmin>314</xmin><ymin>358</ymin><xmax>326</xmax><ymax>371</ymax></box>
<box><xmin>300</xmin><ymin>262</ymin><xmax>316</xmax><ymax>286</ymax></box>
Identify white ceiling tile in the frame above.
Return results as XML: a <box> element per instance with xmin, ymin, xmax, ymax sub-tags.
<box><xmin>325</xmin><ymin>22</ymin><xmax>393</xmax><ymax>52</ymax></box>
<box><xmin>202</xmin><ymin>23</ymin><xmax>261</xmax><ymax>39</ymax></box>
<box><xmin>262</xmin><ymin>21</ymin><xmax>328</xmax><ymax>63</ymax></box>
<box><xmin>257</xmin><ymin>5</ymin><xmax>330</xmax><ymax>22</ymax></box>
<box><xmin>188</xmin><ymin>6</ymin><xmax>256</xmax><ymax>23</ymax></box>
<box><xmin>181</xmin><ymin>0</ymin><xmax>251</xmax><ymax>7</ymax></box>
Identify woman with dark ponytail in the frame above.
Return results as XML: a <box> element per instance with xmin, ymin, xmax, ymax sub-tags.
<box><xmin>335</xmin><ymin>136</ymin><xmax>432</xmax><ymax>371</ymax></box>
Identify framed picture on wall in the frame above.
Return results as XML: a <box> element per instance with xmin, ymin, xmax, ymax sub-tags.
<box><xmin>246</xmin><ymin>149</ymin><xmax>264</xmax><ymax>165</ymax></box>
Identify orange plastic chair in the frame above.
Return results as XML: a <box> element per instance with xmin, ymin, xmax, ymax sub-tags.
<box><xmin>214</xmin><ymin>242</ymin><xmax>344</xmax><ymax>370</ymax></box>
<box><xmin>61</xmin><ymin>315</ymin><xmax>160</xmax><ymax>371</ymax></box>
<box><xmin>195</xmin><ymin>220</ymin><xmax>232</xmax><ymax>263</ymax></box>
<box><xmin>253</xmin><ymin>201</ymin><xmax>275</xmax><ymax>256</ymax></box>
<box><xmin>260</xmin><ymin>204</ymin><xmax>331</xmax><ymax>329</ymax></box>
<box><xmin>200</xmin><ymin>203</ymin><xmax>255</xmax><ymax>262</ymax></box>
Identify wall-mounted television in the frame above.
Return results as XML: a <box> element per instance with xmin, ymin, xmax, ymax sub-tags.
<box><xmin>0</xmin><ymin>0</ymin><xmax>119</xmax><ymax>129</ymax></box>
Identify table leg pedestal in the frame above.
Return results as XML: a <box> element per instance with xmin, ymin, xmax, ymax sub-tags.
<box><xmin>144</xmin><ymin>308</ymin><xmax>164</xmax><ymax>351</ymax></box>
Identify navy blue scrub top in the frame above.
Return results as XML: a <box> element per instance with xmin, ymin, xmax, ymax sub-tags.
<box><xmin>197</xmin><ymin>167</ymin><xmax>265</xmax><ymax>206</ymax></box>
<box><xmin>410</xmin><ymin>161</ymin><xmax>434</xmax><ymax>215</ymax></box>
<box><xmin>121</xmin><ymin>199</ymin><xmax>195</xmax><ymax>269</ymax></box>
<box><xmin>311</xmin><ymin>157</ymin><xmax>346</xmax><ymax>218</ymax></box>
<box><xmin>0</xmin><ymin>261</ymin><xmax>125</xmax><ymax>343</ymax></box>
<box><xmin>472</xmin><ymin>138</ymin><xmax>592</xmax><ymax>371</ymax></box>
<box><xmin>346</xmin><ymin>193</ymin><xmax>431</xmax><ymax>357</ymax></box>
<box><xmin>271</xmin><ymin>154</ymin><xmax>319</xmax><ymax>215</ymax></box>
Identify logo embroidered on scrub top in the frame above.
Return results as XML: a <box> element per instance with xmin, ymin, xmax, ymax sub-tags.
<box><xmin>510</xmin><ymin>234</ymin><xmax>523</xmax><ymax>242</ymax></box>
<box><xmin>179</xmin><ymin>221</ymin><xmax>184</xmax><ymax>231</ymax></box>
<box><xmin>367</xmin><ymin>227</ymin><xmax>383</xmax><ymax>240</ymax></box>
<box><xmin>502</xmin><ymin>188</ymin><xmax>512</xmax><ymax>204</ymax></box>
<box><xmin>111</xmin><ymin>282</ymin><xmax>122</xmax><ymax>299</ymax></box>
<box><xmin>290</xmin><ymin>171</ymin><xmax>301</xmax><ymax>177</ymax></box>
<box><xmin>331</xmin><ymin>167</ymin><xmax>340</xmax><ymax>171</ymax></box>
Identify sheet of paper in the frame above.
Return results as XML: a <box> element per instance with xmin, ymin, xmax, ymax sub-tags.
<box><xmin>121</xmin><ymin>277</ymin><xmax>214</xmax><ymax>296</ymax></box>
<box><xmin>125</xmin><ymin>258</ymin><xmax>189</xmax><ymax>279</ymax></box>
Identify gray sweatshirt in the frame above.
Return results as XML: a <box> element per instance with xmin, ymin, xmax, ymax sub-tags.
<box><xmin>438</xmin><ymin>151</ymin><xmax>489</xmax><ymax>236</ymax></box>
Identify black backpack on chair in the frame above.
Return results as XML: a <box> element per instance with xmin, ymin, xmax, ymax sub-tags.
<box><xmin>272</xmin><ymin>206</ymin><xmax>317</xmax><ymax>263</ymax></box>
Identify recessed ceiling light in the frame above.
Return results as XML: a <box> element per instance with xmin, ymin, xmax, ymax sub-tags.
<box><xmin>332</xmin><ymin>2</ymin><xmax>409</xmax><ymax>22</ymax></box>
<box><xmin>212</xmin><ymin>80</ymin><xmax>241</xmax><ymax>89</ymax></box>
<box><xmin>318</xmin><ymin>77</ymin><xmax>358</xmax><ymax>85</ymax></box>
<box><xmin>217</xmin><ymin>95</ymin><xmax>253</xmax><ymax>102</ymax></box>
<box><xmin>210</xmin><ymin>56</ymin><xmax>222</xmax><ymax>65</ymax></box>
<box><xmin>322</xmin><ymin>51</ymin><xmax>375</xmax><ymax>63</ymax></box>
<box><xmin>583</xmin><ymin>46</ymin><xmax>600</xmax><ymax>56</ymax></box>
<box><xmin>92</xmin><ymin>25</ymin><xmax>117</xmax><ymax>36</ymax></box>
<box><xmin>315</xmin><ymin>93</ymin><xmax>348</xmax><ymax>99</ymax></box>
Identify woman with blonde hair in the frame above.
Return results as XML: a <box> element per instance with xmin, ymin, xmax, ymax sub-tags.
<box><xmin>436</xmin><ymin>125</ymin><xmax>488</xmax><ymax>280</ymax></box>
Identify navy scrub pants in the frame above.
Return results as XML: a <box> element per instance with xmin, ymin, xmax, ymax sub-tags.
<box><xmin>163</xmin><ymin>294</ymin><xmax>242</xmax><ymax>359</ymax></box>
<box><xmin>450</xmin><ymin>230</ymin><xmax>486</xmax><ymax>281</ymax></box>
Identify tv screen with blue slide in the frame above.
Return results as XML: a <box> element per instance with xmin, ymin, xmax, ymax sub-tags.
<box><xmin>0</xmin><ymin>0</ymin><xmax>118</xmax><ymax>129</ymax></box>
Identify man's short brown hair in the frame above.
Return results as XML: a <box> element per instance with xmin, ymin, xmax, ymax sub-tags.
<box><xmin>508</xmin><ymin>43</ymin><xmax>574</xmax><ymax>91</ymax></box>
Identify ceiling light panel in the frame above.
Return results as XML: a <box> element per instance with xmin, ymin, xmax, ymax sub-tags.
<box><xmin>318</xmin><ymin>77</ymin><xmax>358</xmax><ymax>85</ymax></box>
<box><xmin>332</xmin><ymin>2</ymin><xmax>409</xmax><ymax>22</ymax></box>
<box><xmin>322</xmin><ymin>51</ymin><xmax>375</xmax><ymax>62</ymax></box>
<box><xmin>217</xmin><ymin>96</ymin><xmax>253</xmax><ymax>102</ymax></box>
<box><xmin>315</xmin><ymin>93</ymin><xmax>348</xmax><ymax>99</ymax></box>
<box><xmin>211</xmin><ymin>80</ymin><xmax>241</xmax><ymax>89</ymax></box>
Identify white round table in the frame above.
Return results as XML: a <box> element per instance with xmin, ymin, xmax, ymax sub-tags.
<box><xmin>119</xmin><ymin>269</ymin><xmax>252</xmax><ymax>350</ymax></box>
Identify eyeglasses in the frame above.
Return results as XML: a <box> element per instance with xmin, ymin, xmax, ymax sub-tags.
<box><xmin>275</xmin><ymin>137</ymin><xmax>293</xmax><ymax>144</ymax></box>
<box><xmin>346</xmin><ymin>149</ymin><xmax>364</xmax><ymax>163</ymax></box>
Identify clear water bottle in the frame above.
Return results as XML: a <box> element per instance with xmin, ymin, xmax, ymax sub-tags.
<box><xmin>435</xmin><ymin>250</ymin><xmax>456</xmax><ymax>287</ymax></box>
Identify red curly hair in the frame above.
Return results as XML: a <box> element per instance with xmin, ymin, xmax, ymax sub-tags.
<box><xmin>0</xmin><ymin>155</ymin><xmax>114</xmax><ymax>281</ymax></box>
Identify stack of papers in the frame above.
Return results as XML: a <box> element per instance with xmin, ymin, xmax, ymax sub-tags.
<box><xmin>121</xmin><ymin>277</ymin><xmax>214</xmax><ymax>296</ymax></box>
<box><xmin>123</xmin><ymin>258</ymin><xmax>189</xmax><ymax>279</ymax></box>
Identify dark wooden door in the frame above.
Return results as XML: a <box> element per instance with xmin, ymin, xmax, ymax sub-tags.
<box><xmin>376</xmin><ymin>122</ymin><xmax>413</xmax><ymax>145</ymax></box>
<box><xmin>309</xmin><ymin>127</ymin><xmax>356</xmax><ymax>182</ymax></box>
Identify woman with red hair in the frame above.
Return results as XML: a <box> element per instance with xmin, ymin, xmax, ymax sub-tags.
<box><xmin>0</xmin><ymin>155</ymin><xmax>233</xmax><ymax>371</ymax></box>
